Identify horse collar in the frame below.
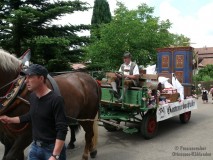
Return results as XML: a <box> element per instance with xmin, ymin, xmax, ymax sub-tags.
<box><xmin>0</xmin><ymin>77</ymin><xmax>26</xmax><ymax>112</ymax></box>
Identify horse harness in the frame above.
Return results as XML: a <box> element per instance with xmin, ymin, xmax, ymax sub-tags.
<box><xmin>0</xmin><ymin>74</ymin><xmax>99</xmax><ymax>129</ymax></box>
<box><xmin>0</xmin><ymin>76</ymin><xmax>30</xmax><ymax>133</ymax></box>
<box><xmin>0</xmin><ymin>75</ymin><xmax>62</xmax><ymax>133</ymax></box>
<box><xmin>0</xmin><ymin>74</ymin><xmax>62</xmax><ymax>108</ymax></box>
<box><xmin>0</xmin><ymin>77</ymin><xmax>29</xmax><ymax>110</ymax></box>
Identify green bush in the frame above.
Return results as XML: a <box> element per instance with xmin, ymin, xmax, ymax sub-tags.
<box><xmin>194</xmin><ymin>65</ymin><xmax>213</xmax><ymax>82</ymax></box>
<box><xmin>47</xmin><ymin>59</ymin><xmax>70</xmax><ymax>72</ymax></box>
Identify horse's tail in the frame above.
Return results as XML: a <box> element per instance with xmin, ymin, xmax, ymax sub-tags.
<box><xmin>70</xmin><ymin>124</ymin><xmax>81</xmax><ymax>133</ymax></box>
<box><xmin>95</xmin><ymin>80</ymin><xmax>102</xmax><ymax>108</ymax></box>
<box><xmin>92</xmin><ymin>112</ymin><xmax>99</xmax><ymax>150</ymax></box>
<box><xmin>91</xmin><ymin>80</ymin><xmax>101</xmax><ymax>151</ymax></box>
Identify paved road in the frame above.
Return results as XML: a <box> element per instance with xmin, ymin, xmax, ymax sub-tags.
<box><xmin>0</xmin><ymin>97</ymin><xmax>213</xmax><ymax>160</ymax></box>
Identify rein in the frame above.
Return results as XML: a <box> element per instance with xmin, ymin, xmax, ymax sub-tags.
<box><xmin>0</xmin><ymin>76</ymin><xmax>22</xmax><ymax>101</ymax></box>
<box><xmin>4</xmin><ymin>88</ymin><xmax>30</xmax><ymax>134</ymax></box>
<box><xmin>4</xmin><ymin>123</ymin><xmax>30</xmax><ymax>133</ymax></box>
<box><xmin>0</xmin><ymin>76</ymin><xmax>22</xmax><ymax>91</ymax></box>
<box><xmin>0</xmin><ymin>83</ymin><xmax>14</xmax><ymax>101</ymax></box>
<box><xmin>0</xmin><ymin>76</ymin><xmax>31</xmax><ymax>133</ymax></box>
<box><xmin>66</xmin><ymin>116</ymin><xmax>126</xmax><ymax>131</ymax></box>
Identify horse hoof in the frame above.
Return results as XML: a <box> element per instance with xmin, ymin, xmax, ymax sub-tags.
<box><xmin>82</xmin><ymin>155</ymin><xmax>88</xmax><ymax>160</ymax></box>
<box><xmin>90</xmin><ymin>150</ymin><xmax>97</xmax><ymax>158</ymax></box>
<box><xmin>67</xmin><ymin>143</ymin><xmax>75</xmax><ymax>149</ymax></box>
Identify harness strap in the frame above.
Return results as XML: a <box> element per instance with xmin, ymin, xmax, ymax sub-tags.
<box><xmin>17</xmin><ymin>96</ymin><xmax>30</xmax><ymax>105</ymax></box>
<box><xmin>0</xmin><ymin>78</ymin><xmax>18</xmax><ymax>102</ymax></box>
<box><xmin>47</xmin><ymin>74</ymin><xmax>61</xmax><ymax>96</ymax></box>
<box><xmin>0</xmin><ymin>77</ymin><xmax>31</xmax><ymax>133</ymax></box>
<box><xmin>1</xmin><ymin>77</ymin><xmax>25</xmax><ymax>109</ymax></box>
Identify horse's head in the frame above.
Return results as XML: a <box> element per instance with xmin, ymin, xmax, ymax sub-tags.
<box><xmin>0</xmin><ymin>49</ymin><xmax>22</xmax><ymax>97</ymax></box>
<box><xmin>0</xmin><ymin>49</ymin><xmax>30</xmax><ymax>130</ymax></box>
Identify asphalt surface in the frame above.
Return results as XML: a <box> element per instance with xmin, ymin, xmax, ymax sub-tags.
<box><xmin>0</xmin><ymin>96</ymin><xmax>213</xmax><ymax>160</ymax></box>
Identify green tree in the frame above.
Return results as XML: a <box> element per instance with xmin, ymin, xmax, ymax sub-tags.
<box><xmin>91</xmin><ymin>0</ymin><xmax>111</xmax><ymax>39</ymax></box>
<box><xmin>0</xmin><ymin>0</ymin><xmax>90</xmax><ymax>71</ymax></box>
<box><xmin>194</xmin><ymin>65</ymin><xmax>213</xmax><ymax>82</ymax></box>
<box><xmin>85</xmin><ymin>2</ymin><xmax>174</xmax><ymax>70</ymax></box>
<box><xmin>171</xmin><ymin>34</ymin><xmax>190</xmax><ymax>47</ymax></box>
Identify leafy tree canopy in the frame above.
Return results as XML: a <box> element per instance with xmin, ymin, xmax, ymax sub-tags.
<box><xmin>85</xmin><ymin>2</ymin><xmax>190</xmax><ymax>70</ymax></box>
<box><xmin>194</xmin><ymin>65</ymin><xmax>213</xmax><ymax>82</ymax></box>
<box><xmin>171</xmin><ymin>34</ymin><xmax>190</xmax><ymax>47</ymax></box>
<box><xmin>0</xmin><ymin>0</ymin><xmax>91</xmax><ymax>71</ymax></box>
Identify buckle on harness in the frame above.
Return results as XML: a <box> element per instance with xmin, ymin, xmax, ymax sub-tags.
<box><xmin>6</xmin><ymin>92</ymin><xmax>13</xmax><ymax>99</ymax></box>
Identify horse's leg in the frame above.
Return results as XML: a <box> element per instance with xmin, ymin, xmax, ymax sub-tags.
<box><xmin>0</xmin><ymin>133</ymin><xmax>13</xmax><ymax>160</ymax></box>
<box><xmin>3</xmin><ymin>144</ymin><xmax>11</xmax><ymax>160</ymax></box>
<box><xmin>80</xmin><ymin>121</ymin><xmax>95</xmax><ymax>160</ymax></box>
<box><xmin>5</xmin><ymin>131</ymin><xmax>32</xmax><ymax>160</ymax></box>
<box><xmin>6</xmin><ymin>152</ymin><xmax>24</xmax><ymax>160</ymax></box>
<box><xmin>2</xmin><ymin>144</ymin><xmax>11</xmax><ymax>160</ymax></box>
<box><xmin>67</xmin><ymin>125</ymin><xmax>76</xmax><ymax>149</ymax></box>
<box><xmin>90</xmin><ymin>113</ymin><xmax>98</xmax><ymax>158</ymax></box>
<box><xmin>3</xmin><ymin>139</ymin><xmax>24</xmax><ymax>160</ymax></box>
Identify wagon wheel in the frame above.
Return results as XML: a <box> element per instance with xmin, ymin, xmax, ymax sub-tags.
<box><xmin>140</xmin><ymin>111</ymin><xmax>158</xmax><ymax>139</ymax></box>
<box><xmin>179</xmin><ymin>111</ymin><xmax>191</xmax><ymax>123</ymax></box>
<box><xmin>103</xmin><ymin>120</ymin><xmax>120</xmax><ymax>132</ymax></box>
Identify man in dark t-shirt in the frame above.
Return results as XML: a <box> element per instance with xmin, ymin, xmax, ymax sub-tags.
<box><xmin>0</xmin><ymin>64</ymin><xmax>68</xmax><ymax>160</ymax></box>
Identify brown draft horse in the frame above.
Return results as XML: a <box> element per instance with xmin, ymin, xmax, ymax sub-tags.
<box><xmin>0</xmin><ymin>49</ymin><xmax>101</xmax><ymax>160</ymax></box>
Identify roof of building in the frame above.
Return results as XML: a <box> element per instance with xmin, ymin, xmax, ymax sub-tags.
<box><xmin>198</xmin><ymin>58</ymin><xmax>213</xmax><ymax>67</ymax></box>
<box><xmin>195</xmin><ymin>47</ymin><xmax>213</xmax><ymax>58</ymax></box>
<box><xmin>71</xmin><ymin>63</ymin><xmax>86</xmax><ymax>70</ymax></box>
<box><xmin>193</xmin><ymin>47</ymin><xmax>213</xmax><ymax>67</ymax></box>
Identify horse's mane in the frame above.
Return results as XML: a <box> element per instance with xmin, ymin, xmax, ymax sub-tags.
<box><xmin>0</xmin><ymin>49</ymin><xmax>21</xmax><ymax>72</ymax></box>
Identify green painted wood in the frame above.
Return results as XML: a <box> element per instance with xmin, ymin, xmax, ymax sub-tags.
<box><xmin>101</xmin><ymin>88</ymin><xmax>113</xmax><ymax>101</ymax></box>
<box><xmin>101</xmin><ymin>87</ymin><xmax>142</xmax><ymax>104</ymax></box>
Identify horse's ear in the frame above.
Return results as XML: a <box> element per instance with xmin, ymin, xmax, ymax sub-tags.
<box><xmin>19</xmin><ymin>49</ymin><xmax>31</xmax><ymax>67</ymax></box>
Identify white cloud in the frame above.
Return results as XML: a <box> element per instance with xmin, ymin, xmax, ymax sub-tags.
<box><xmin>53</xmin><ymin>0</ymin><xmax>148</xmax><ymax>36</ymax></box>
<box><xmin>54</xmin><ymin>0</ymin><xmax>150</xmax><ymax>25</ymax></box>
<box><xmin>158</xmin><ymin>1</ymin><xmax>213</xmax><ymax>48</ymax></box>
<box><xmin>198</xmin><ymin>2</ymin><xmax>213</xmax><ymax>28</ymax></box>
<box><xmin>53</xmin><ymin>0</ymin><xmax>213</xmax><ymax>48</ymax></box>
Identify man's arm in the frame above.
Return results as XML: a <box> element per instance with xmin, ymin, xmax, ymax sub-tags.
<box><xmin>49</xmin><ymin>139</ymin><xmax>65</xmax><ymax>159</ymax></box>
<box><xmin>0</xmin><ymin>111</ymin><xmax>31</xmax><ymax>124</ymax></box>
<box><xmin>0</xmin><ymin>115</ymin><xmax>20</xmax><ymax>124</ymax></box>
<box><xmin>51</xmin><ymin>96</ymin><xmax>68</xmax><ymax>159</ymax></box>
<box><xmin>19</xmin><ymin>112</ymin><xmax>31</xmax><ymax>123</ymax></box>
<box><xmin>115</xmin><ymin>65</ymin><xmax>123</xmax><ymax>78</ymax></box>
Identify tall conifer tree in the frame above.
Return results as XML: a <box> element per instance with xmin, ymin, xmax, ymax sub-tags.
<box><xmin>0</xmin><ymin>0</ymin><xmax>90</xmax><ymax>71</ymax></box>
<box><xmin>91</xmin><ymin>0</ymin><xmax>111</xmax><ymax>39</ymax></box>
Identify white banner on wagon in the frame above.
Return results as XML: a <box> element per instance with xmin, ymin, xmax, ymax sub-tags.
<box><xmin>156</xmin><ymin>98</ymin><xmax>197</xmax><ymax>122</ymax></box>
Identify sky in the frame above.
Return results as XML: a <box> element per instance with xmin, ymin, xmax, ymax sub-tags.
<box><xmin>54</xmin><ymin>0</ymin><xmax>213</xmax><ymax>48</ymax></box>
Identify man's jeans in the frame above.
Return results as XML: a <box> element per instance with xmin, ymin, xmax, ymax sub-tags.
<box><xmin>27</xmin><ymin>141</ymin><xmax>66</xmax><ymax>160</ymax></box>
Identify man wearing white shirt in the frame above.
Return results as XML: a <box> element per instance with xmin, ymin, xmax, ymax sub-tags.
<box><xmin>110</xmin><ymin>52</ymin><xmax>139</xmax><ymax>103</ymax></box>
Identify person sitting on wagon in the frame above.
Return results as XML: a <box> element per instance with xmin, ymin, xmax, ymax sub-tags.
<box><xmin>109</xmin><ymin>52</ymin><xmax>139</xmax><ymax>103</ymax></box>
